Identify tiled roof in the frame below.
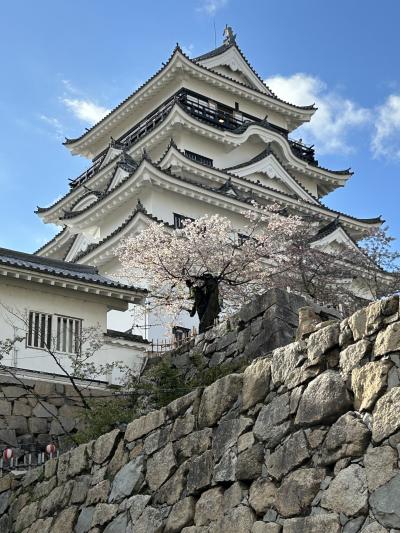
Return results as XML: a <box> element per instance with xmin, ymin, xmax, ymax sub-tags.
<box><xmin>64</xmin><ymin>44</ymin><xmax>315</xmax><ymax>148</ymax></box>
<box><xmin>34</xmin><ymin>227</ymin><xmax>68</xmax><ymax>254</ymax></box>
<box><xmin>0</xmin><ymin>247</ymin><xmax>146</xmax><ymax>294</ymax></box>
<box><xmin>73</xmin><ymin>200</ymin><xmax>174</xmax><ymax>262</ymax></box>
<box><xmin>105</xmin><ymin>329</ymin><xmax>149</xmax><ymax>344</ymax></box>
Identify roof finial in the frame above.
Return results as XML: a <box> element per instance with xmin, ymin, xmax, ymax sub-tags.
<box><xmin>223</xmin><ymin>25</ymin><xmax>236</xmax><ymax>45</ymax></box>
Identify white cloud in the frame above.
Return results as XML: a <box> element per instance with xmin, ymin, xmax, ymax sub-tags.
<box><xmin>61</xmin><ymin>98</ymin><xmax>110</xmax><ymax>125</ymax></box>
<box><xmin>265</xmin><ymin>73</ymin><xmax>370</xmax><ymax>155</ymax></box>
<box><xmin>371</xmin><ymin>94</ymin><xmax>400</xmax><ymax>160</ymax></box>
<box><xmin>39</xmin><ymin>114</ymin><xmax>64</xmax><ymax>140</ymax></box>
<box><xmin>198</xmin><ymin>0</ymin><xmax>228</xmax><ymax>15</ymax></box>
<box><xmin>182</xmin><ymin>44</ymin><xmax>194</xmax><ymax>57</ymax></box>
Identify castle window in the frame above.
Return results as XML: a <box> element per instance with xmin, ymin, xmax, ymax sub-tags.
<box><xmin>27</xmin><ymin>311</ymin><xmax>52</xmax><ymax>350</ymax></box>
<box><xmin>27</xmin><ymin>311</ymin><xmax>82</xmax><ymax>355</ymax></box>
<box><xmin>174</xmin><ymin>213</ymin><xmax>195</xmax><ymax>229</ymax></box>
<box><xmin>184</xmin><ymin>150</ymin><xmax>213</xmax><ymax>167</ymax></box>
<box><xmin>55</xmin><ymin>315</ymin><xmax>82</xmax><ymax>355</ymax></box>
<box><xmin>172</xmin><ymin>325</ymin><xmax>190</xmax><ymax>344</ymax></box>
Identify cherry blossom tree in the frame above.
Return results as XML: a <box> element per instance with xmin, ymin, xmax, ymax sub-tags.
<box><xmin>117</xmin><ymin>206</ymin><xmax>305</xmax><ymax>332</ymax></box>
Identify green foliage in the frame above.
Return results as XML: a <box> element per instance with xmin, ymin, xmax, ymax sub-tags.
<box><xmin>75</xmin><ymin>396</ymin><xmax>137</xmax><ymax>444</ymax></box>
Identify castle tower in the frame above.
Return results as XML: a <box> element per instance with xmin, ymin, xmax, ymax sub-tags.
<box><xmin>35</xmin><ymin>28</ymin><xmax>382</xmax><ymax>338</ymax></box>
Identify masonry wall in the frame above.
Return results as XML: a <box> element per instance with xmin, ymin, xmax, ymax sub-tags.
<box><xmin>2</xmin><ymin>296</ymin><xmax>400</xmax><ymax>532</ymax></box>
<box><xmin>0</xmin><ymin>371</ymin><xmax>111</xmax><ymax>454</ymax></box>
<box><xmin>148</xmin><ymin>288</ymin><xmax>310</xmax><ymax>382</ymax></box>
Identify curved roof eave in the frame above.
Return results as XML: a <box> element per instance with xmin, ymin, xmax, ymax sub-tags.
<box><xmin>63</xmin><ymin>47</ymin><xmax>316</xmax><ymax>154</ymax></box>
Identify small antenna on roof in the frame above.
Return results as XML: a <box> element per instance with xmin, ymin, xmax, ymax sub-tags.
<box><xmin>213</xmin><ymin>19</ymin><xmax>217</xmax><ymax>48</ymax></box>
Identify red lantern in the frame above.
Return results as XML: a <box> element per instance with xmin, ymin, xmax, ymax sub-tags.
<box><xmin>46</xmin><ymin>443</ymin><xmax>56</xmax><ymax>456</ymax></box>
<box><xmin>3</xmin><ymin>448</ymin><xmax>13</xmax><ymax>461</ymax></box>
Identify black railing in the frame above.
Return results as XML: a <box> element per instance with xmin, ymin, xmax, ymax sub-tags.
<box><xmin>69</xmin><ymin>88</ymin><xmax>317</xmax><ymax>189</ymax></box>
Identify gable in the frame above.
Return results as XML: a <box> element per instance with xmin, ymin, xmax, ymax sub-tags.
<box><xmin>230</xmin><ymin>153</ymin><xmax>318</xmax><ymax>204</ymax></box>
<box><xmin>107</xmin><ymin>166</ymin><xmax>130</xmax><ymax>192</ymax></box>
<box><xmin>196</xmin><ymin>46</ymin><xmax>270</xmax><ymax>95</ymax></box>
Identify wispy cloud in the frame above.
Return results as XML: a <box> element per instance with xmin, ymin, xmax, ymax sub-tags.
<box><xmin>265</xmin><ymin>73</ymin><xmax>370</xmax><ymax>155</ymax></box>
<box><xmin>182</xmin><ymin>44</ymin><xmax>194</xmax><ymax>57</ymax></box>
<box><xmin>39</xmin><ymin>114</ymin><xmax>64</xmax><ymax>140</ymax></box>
<box><xmin>61</xmin><ymin>98</ymin><xmax>110</xmax><ymax>125</ymax></box>
<box><xmin>197</xmin><ymin>0</ymin><xmax>228</xmax><ymax>15</ymax></box>
<box><xmin>371</xmin><ymin>94</ymin><xmax>400</xmax><ymax>160</ymax></box>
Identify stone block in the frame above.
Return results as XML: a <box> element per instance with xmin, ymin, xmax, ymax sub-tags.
<box><xmin>187</xmin><ymin>450</ymin><xmax>213</xmax><ymax>494</ymax></box>
<box><xmin>195</xmin><ymin>487</ymin><xmax>224</xmax><ymax>525</ymax></box>
<box><xmin>369</xmin><ymin>473</ymin><xmax>400</xmax><ymax>529</ymax></box>
<box><xmin>307</xmin><ymin>322</ymin><xmax>340</xmax><ymax>364</ymax></box>
<box><xmin>320</xmin><ymin>464</ymin><xmax>368</xmax><ymax>516</ymax></box>
<box><xmin>242</xmin><ymin>358</ymin><xmax>271</xmax><ymax>410</ymax></box>
<box><xmin>249</xmin><ymin>478</ymin><xmax>276</xmax><ymax>515</ymax></box>
<box><xmin>0</xmin><ymin>399</ymin><xmax>11</xmax><ymax>415</ymax></box>
<box><xmin>275</xmin><ymin>468</ymin><xmax>325</xmax><ymax>517</ymax></box>
<box><xmin>339</xmin><ymin>339</ymin><xmax>372</xmax><ymax>376</ymax></box>
<box><xmin>174</xmin><ymin>428</ymin><xmax>212</xmax><ymax>462</ymax></box>
<box><xmin>352</xmin><ymin>360</ymin><xmax>392</xmax><ymax>411</ymax></box>
<box><xmin>266</xmin><ymin>430</ymin><xmax>310</xmax><ymax>480</ymax></box>
<box><xmin>364</xmin><ymin>445</ymin><xmax>398</xmax><ymax>492</ymax></box>
<box><xmin>32</xmin><ymin>401</ymin><xmax>58</xmax><ymax>418</ymax></box>
<box><xmin>374</xmin><ymin>321</ymin><xmax>400</xmax><ymax>356</ymax></box>
<box><xmin>213</xmin><ymin>417</ymin><xmax>252</xmax><ymax>461</ymax></box>
<box><xmin>371</xmin><ymin>386</ymin><xmax>400</xmax><ymax>442</ymax></box>
<box><xmin>295</xmin><ymin>370</ymin><xmax>352</xmax><ymax>426</ymax></box>
<box><xmin>146</xmin><ymin>443</ymin><xmax>176</xmax><ymax>491</ymax></box>
<box><xmin>165</xmin><ymin>497</ymin><xmax>195</xmax><ymax>532</ymax></box>
<box><xmin>93</xmin><ymin>429</ymin><xmax>120</xmax><ymax>464</ymax></box>
<box><xmin>109</xmin><ymin>456</ymin><xmax>144</xmax><ymax>502</ymax></box>
<box><xmin>254</xmin><ymin>392</ymin><xmax>291</xmax><ymax>448</ymax></box>
<box><xmin>270</xmin><ymin>342</ymin><xmax>306</xmax><ymax>388</ymax></box>
<box><xmin>236</xmin><ymin>443</ymin><xmax>264</xmax><ymax>481</ymax></box>
<box><xmin>198</xmin><ymin>374</ymin><xmax>243</xmax><ymax>428</ymax></box>
<box><xmin>125</xmin><ymin>409</ymin><xmax>165</xmax><ymax>442</ymax></box>
<box><xmin>282</xmin><ymin>513</ymin><xmax>340</xmax><ymax>532</ymax></box>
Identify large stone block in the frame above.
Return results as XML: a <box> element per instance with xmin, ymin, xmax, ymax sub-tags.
<box><xmin>195</xmin><ymin>487</ymin><xmax>224</xmax><ymax>526</ymax></box>
<box><xmin>352</xmin><ymin>360</ymin><xmax>392</xmax><ymax>411</ymax></box>
<box><xmin>315</xmin><ymin>412</ymin><xmax>370</xmax><ymax>465</ymax></box>
<box><xmin>275</xmin><ymin>468</ymin><xmax>325</xmax><ymax>517</ymax></box>
<box><xmin>364</xmin><ymin>445</ymin><xmax>398</xmax><ymax>492</ymax></box>
<box><xmin>307</xmin><ymin>322</ymin><xmax>340</xmax><ymax>364</ymax></box>
<box><xmin>198</xmin><ymin>374</ymin><xmax>242</xmax><ymax>428</ymax></box>
<box><xmin>339</xmin><ymin>339</ymin><xmax>372</xmax><ymax>376</ymax></box>
<box><xmin>242</xmin><ymin>358</ymin><xmax>271</xmax><ymax>410</ymax></box>
<box><xmin>270</xmin><ymin>342</ymin><xmax>306</xmax><ymax>388</ymax></box>
<box><xmin>371</xmin><ymin>386</ymin><xmax>400</xmax><ymax>442</ymax></box>
<box><xmin>266</xmin><ymin>430</ymin><xmax>310</xmax><ymax>480</ymax></box>
<box><xmin>93</xmin><ymin>429</ymin><xmax>120</xmax><ymax>464</ymax></box>
<box><xmin>254</xmin><ymin>392</ymin><xmax>291</xmax><ymax>448</ymax></box>
<box><xmin>165</xmin><ymin>497</ymin><xmax>195</xmax><ymax>532</ymax></box>
<box><xmin>282</xmin><ymin>513</ymin><xmax>340</xmax><ymax>533</ymax></box>
<box><xmin>125</xmin><ymin>409</ymin><xmax>166</xmax><ymax>442</ymax></box>
<box><xmin>374</xmin><ymin>321</ymin><xmax>400</xmax><ymax>356</ymax></box>
<box><xmin>295</xmin><ymin>370</ymin><xmax>352</xmax><ymax>426</ymax></box>
<box><xmin>320</xmin><ymin>464</ymin><xmax>368</xmax><ymax>516</ymax></box>
<box><xmin>248</xmin><ymin>478</ymin><xmax>276</xmax><ymax>515</ymax></box>
<box><xmin>186</xmin><ymin>450</ymin><xmax>213</xmax><ymax>494</ymax></box>
<box><xmin>213</xmin><ymin>417</ymin><xmax>252</xmax><ymax>461</ymax></box>
<box><xmin>369</xmin><ymin>473</ymin><xmax>400</xmax><ymax>529</ymax></box>
<box><xmin>108</xmin><ymin>456</ymin><xmax>145</xmax><ymax>501</ymax></box>
<box><xmin>146</xmin><ymin>443</ymin><xmax>176</xmax><ymax>491</ymax></box>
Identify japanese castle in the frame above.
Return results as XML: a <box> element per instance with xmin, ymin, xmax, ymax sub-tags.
<box><xmin>35</xmin><ymin>27</ymin><xmax>382</xmax><ymax>339</ymax></box>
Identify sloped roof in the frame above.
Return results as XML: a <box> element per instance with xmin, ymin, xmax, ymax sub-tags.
<box><xmin>0</xmin><ymin>247</ymin><xmax>146</xmax><ymax>294</ymax></box>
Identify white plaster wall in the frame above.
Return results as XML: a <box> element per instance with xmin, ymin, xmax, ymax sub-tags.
<box><xmin>0</xmin><ymin>278</ymin><xmax>144</xmax><ymax>383</ymax></box>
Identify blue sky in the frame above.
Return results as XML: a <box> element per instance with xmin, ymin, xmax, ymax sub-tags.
<box><xmin>1</xmin><ymin>0</ymin><xmax>400</xmax><ymax>252</ymax></box>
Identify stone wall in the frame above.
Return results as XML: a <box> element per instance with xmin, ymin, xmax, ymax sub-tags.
<box><xmin>2</xmin><ymin>296</ymin><xmax>400</xmax><ymax>532</ymax></box>
<box><xmin>147</xmin><ymin>288</ymin><xmax>320</xmax><ymax>382</ymax></box>
<box><xmin>0</xmin><ymin>370</ymin><xmax>111</xmax><ymax>454</ymax></box>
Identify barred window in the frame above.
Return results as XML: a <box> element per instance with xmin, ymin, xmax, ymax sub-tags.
<box><xmin>27</xmin><ymin>312</ymin><xmax>82</xmax><ymax>354</ymax></box>
<box><xmin>55</xmin><ymin>316</ymin><xmax>82</xmax><ymax>355</ymax></box>
<box><xmin>27</xmin><ymin>312</ymin><xmax>52</xmax><ymax>350</ymax></box>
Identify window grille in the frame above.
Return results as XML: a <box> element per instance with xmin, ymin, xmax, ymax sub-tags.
<box><xmin>173</xmin><ymin>213</ymin><xmax>195</xmax><ymax>229</ymax></box>
<box><xmin>27</xmin><ymin>312</ymin><xmax>52</xmax><ymax>350</ymax></box>
<box><xmin>184</xmin><ymin>150</ymin><xmax>213</xmax><ymax>167</ymax></box>
<box><xmin>55</xmin><ymin>316</ymin><xmax>82</xmax><ymax>355</ymax></box>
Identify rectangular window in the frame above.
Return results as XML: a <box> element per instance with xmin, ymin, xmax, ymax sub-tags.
<box><xmin>55</xmin><ymin>315</ymin><xmax>82</xmax><ymax>355</ymax></box>
<box><xmin>172</xmin><ymin>326</ymin><xmax>190</xmax><ymax>343</ymax></box>
<box><xmin>184</xmin><ymin>150</ymin><xmax>213</xmax><ymax>167</ymax></box>
<box><xmin>173</xmin><ymin>213</ymin><xmax>195</xmax><ymax>229</ymax></box>
<box><xmin>27</xmin><ymin>311</ymin><xmax>52</xmax><ymax>350</ymax></box>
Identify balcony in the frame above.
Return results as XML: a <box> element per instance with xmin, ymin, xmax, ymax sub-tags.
<box><xmin>69</xmin><ymin>88</ymin><xmax>317</xmax><ymax>189</ymax></box>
